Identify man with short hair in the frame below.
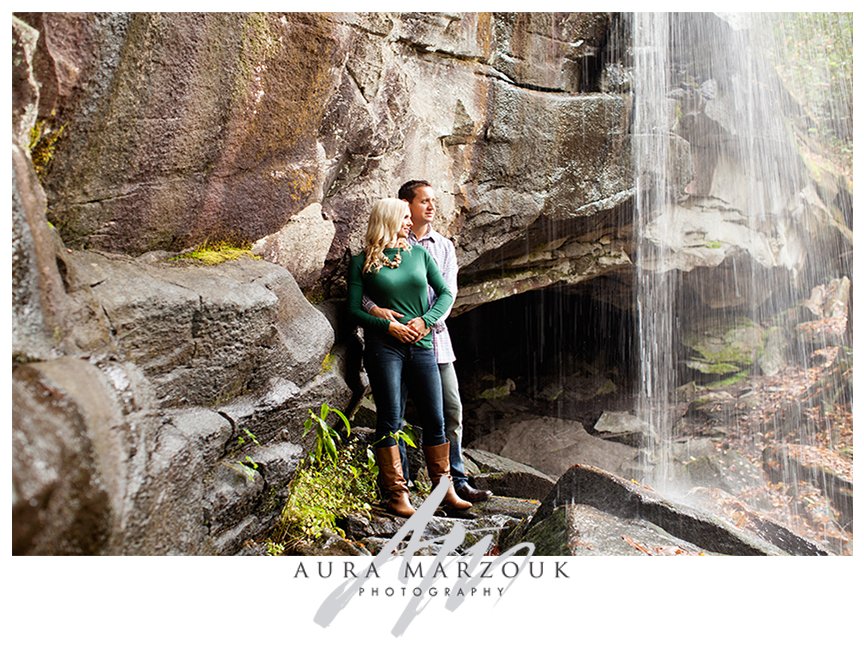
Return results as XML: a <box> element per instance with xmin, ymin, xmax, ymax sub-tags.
<box><xmin>362</xmin><ymin>180</ymin><xmax>492</xmax><ymax>503</ymax></box>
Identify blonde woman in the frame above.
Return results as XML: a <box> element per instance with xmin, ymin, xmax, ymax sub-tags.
<box><xmin>348</xmin><ymin>198</ymin><xmax>471</xmax><ymax>517</ymax></box>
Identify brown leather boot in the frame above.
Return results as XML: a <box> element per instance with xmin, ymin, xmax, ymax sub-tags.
<box><xmin>375</xmin><ymin>445</ymin><xmax>416</xmax><ymax>518</ymax></box>
<box><xmin>455</xmin><ymin>483</ymin><xmax>493</xmax><ymax>503</ymax></box>
<box><xmin>423</xmin><ymin>442</ymin><xmax>472</xmax><ymax>511</ymax></box>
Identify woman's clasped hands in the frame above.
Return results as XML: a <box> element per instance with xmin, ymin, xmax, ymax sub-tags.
<box><xmin>373</xmin><ymin>306</ymin><xmax>431</xmax><ymax>344</ymax></box>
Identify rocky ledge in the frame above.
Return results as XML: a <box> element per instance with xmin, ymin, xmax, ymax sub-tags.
<box><xmin>253</xmin><ymin>449</ymin><xmax>825</xmax><ymax>557</ymax></box>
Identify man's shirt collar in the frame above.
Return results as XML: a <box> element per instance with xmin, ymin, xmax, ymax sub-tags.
<box><xmin>409</xmin><ymin>227</ymin><xmax>439</xmax><ymax>244</ymax></box>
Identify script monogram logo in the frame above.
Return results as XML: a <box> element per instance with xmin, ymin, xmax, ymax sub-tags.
<box><xmin>314</xmin><ymin>480</ymin><xmax>536</xmax><ymax>635</ymax></box>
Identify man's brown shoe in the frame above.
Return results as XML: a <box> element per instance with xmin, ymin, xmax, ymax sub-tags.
<box><xmin>455</xmin><ymin>483</ymin><xmax>493</xmax><ymax>503</ymax></box>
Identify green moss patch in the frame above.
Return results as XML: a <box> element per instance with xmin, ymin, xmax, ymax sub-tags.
<box><xmin>29</xmin><ymin>118</ymin><xmax>66</xmax><ymax>180</ymax></box>
<box><xmin>706</xmin><ymin>370</ymin><xmax>750</xmax><ymax>389</ymax></box>
<box><xmin>171</xmin><ymin>241</ymin><xmax>260</xmax><ymax>265</ymax></box>
<box><xmin>685</xmin><ymin>360</ymin><xmax>743</xmax><ymax>375</ymax></box>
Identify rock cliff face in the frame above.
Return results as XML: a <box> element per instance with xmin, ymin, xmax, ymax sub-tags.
<box><xmin>22</xmin><ymin>12</ymin><xmax>630</xmax><ymax>300</ymax></box>
<box><xmin>13</xmin><ymin>12</ymin><xmax>630</xmax><ymax>555</ymax></box>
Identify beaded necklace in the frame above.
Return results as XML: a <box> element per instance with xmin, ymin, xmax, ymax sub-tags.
<box><xmin>380</xmin><ymin>250</ymin><xmax>402</xmax><ymax>269</ymax></box>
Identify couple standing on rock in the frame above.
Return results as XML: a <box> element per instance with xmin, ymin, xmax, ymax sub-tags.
<box><xmin>347</xmin><ymin>180</ymin><xmax>492</xmax><ymax>517</ymax></box>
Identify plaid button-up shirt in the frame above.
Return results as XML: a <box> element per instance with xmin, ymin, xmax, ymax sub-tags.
<box><xmin>362</xmin><ymin>227</ymin><xmax>457</xmax><ymax>363</ymax></box>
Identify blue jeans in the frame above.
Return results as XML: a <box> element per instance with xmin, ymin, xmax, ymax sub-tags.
<box><xmin>394</xmin><ymin>362</ymin><xmax>468</xmax><ymax>487</ymax></box>
<box><xmin>364</xmin><ymin>333</ymin><xmax>446</xmax><ymax>450</ymax></box>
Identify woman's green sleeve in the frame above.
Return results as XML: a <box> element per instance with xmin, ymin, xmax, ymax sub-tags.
<box><xmin>347</xmin><ymin>255</ymin><xmax>390</xmax><ymax>332</ymax></box>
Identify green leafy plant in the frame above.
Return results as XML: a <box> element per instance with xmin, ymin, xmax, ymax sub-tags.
<box><xmin>275</xmin><ymin>403</ymin><xmax>396</xmax><ymax>548</ymax></box>
<box><xmin>223</xmin><ymin>458</ymin><xmax>259</xmax><ymax>483</ymax></box>
<box><xmin>237</xmin><ymin>429</ymin><xmax>259</xmax><ymax>447</ymax></box>
<box><xmin>275</xmin><ymin>404</ymin><xmax>435</xmax><ymax>549</ymax></box>
<box><xmin>227</xmin><ymin>428</ymin><xmax>261</xmax><ymax>481</ymax></box>
<box><xmin>236</xmin><ymin>428</ymin><xmax>260</xmax><ymax>448</ymax></box>
<box><xmin>276</xmin><ymin>442</ymin><xmax>378</xmax><ymax>545</ymax></box>
<box><xmin>213</xmin><ymin>426</ymin><xmax>264</xmax><ymax>483</ymax></box>
<box><xmin>363</xmin><ymin>424</ymin><xmax>418</xmax><ymax>474</ymax></box>
<box><xmin>265</xmin><ymin>540</ymin><xmax>285</xmax><ymax>556</ymax></box>
<box><xmin>390</xmin><ymin>424</ymin><xmax>418</xmax><ymax>449</ymax></box>
<box><xmin>303</xmin><ymin>403</ymin><xmax>351</xmax><ymax>466</ymax></box>
<box><xmin>372</xmin><ymin>425</ymin><xmax>418</xmax><ymax>450</ymax></box>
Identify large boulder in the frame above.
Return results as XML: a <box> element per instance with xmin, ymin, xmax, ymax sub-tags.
<box><xmin>463</xmin><ymin>447</ymin><xmax>557</xmax><ymax>500</ymax></box>
<box><xmin>511</xmin><ymin>464</ymin><xmax>798</xmax><ymax>555</ymax></box>
<box><xmin>70</xmin><ymin>252</ymin><xmax>336</xmax><ymax>409</ymax></box>
<box><xmin>13</xmin><ymin>199</ymin><xmax>352</xmax><ymax>554</ymax></box>
<box><xmin>473</xmin><ymin>415</ymin><xmax>641</xmax><ymax>480</ymax></box>
<box><xmin>593</xmin><ymin>410</ymin><xmax>650</xmax><ymax>447</ymax></box>
<box><xmin>251</xmin><ymin>202</ymin><xmax>336</xmax><ymax>290</ymax></box>
<box><xmin>682</xmin><ymin>317</ymin><xmax>765</xmax><ymax>380</ymax></box>
<box><xmin>12</xmin><ymin>353</ymin><xmax>322</xmax><ymax>555</ymax></box>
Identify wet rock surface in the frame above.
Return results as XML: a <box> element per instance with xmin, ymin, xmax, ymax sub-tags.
<box><xmin>593</xmin><ymin>410</ymin><xmax>649</xmax><ymax>447</ymax></box>
<box><xmin>472</xmin><ymin>415</ymin><xmax>641</xmax><ymax>480</ymax></box>
<box><xmin>516</xmin><ymin>465</ymin><xmax>791</xmax><ymax>556</ymax></box>
<box><xmin>512</xmin><ymin>503</ymin><xmax>712</xmax><ymax>556</ymax></box>
<box><xmin>463</xmin><ymin>448</ymin><xmax>556</xmax><ymax>500</ymax></box>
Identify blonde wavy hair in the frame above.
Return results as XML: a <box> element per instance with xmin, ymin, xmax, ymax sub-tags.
<box><xmin>362</xmin><ymin>198</ymin><xmax>412</xmax><ymax>274</ymax></box>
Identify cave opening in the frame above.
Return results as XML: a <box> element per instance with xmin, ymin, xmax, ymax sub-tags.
<box><xmin>448</xmin><ymin>277</ymin><xmax>637</xmax><ymax>445</ymax></box>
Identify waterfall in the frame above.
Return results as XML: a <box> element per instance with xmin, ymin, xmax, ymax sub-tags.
<box><xmin>631</xmin><ymin>13</ymin><xmax>852</xmax><ymax>552</ymax></box>
<box><xmin>632</xmin><ymin>12</ymin><xmax>675</xmax><ymax>488</ymax></box>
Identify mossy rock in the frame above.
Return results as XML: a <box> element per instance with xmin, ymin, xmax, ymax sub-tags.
<box><xmin>171</xmin><ymin>241</ymin><xmax>260</xmax><ymax>266</ymax></box>
<box><xmin>685</xmin><ymin>360</ymin><xmax>742</xmax><ymax>375</ymax></box>
<box><xmin>509</xmin><ymin>506</ymin><xmax>570</xmax><ymax>555</ymax></box>
<box><xmin>479</xmin><ymin>379</ymin><xmax>516</xmax><ymax>400</ymax></box>
<box><xmin>684</xmin><ymin>317</ymin><xmax>766</xmax><ymax>376</ymax></box>
<box><xmin>706</xmin><ymin>370</ymin><xmax>749</xmax><ymax>389</ymax></box>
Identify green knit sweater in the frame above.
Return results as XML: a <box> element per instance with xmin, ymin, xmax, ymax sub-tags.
<box><xmin>348</xmin><ymin>246</ymin><xmax>453</xmax><ymax>349</ymax></box>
